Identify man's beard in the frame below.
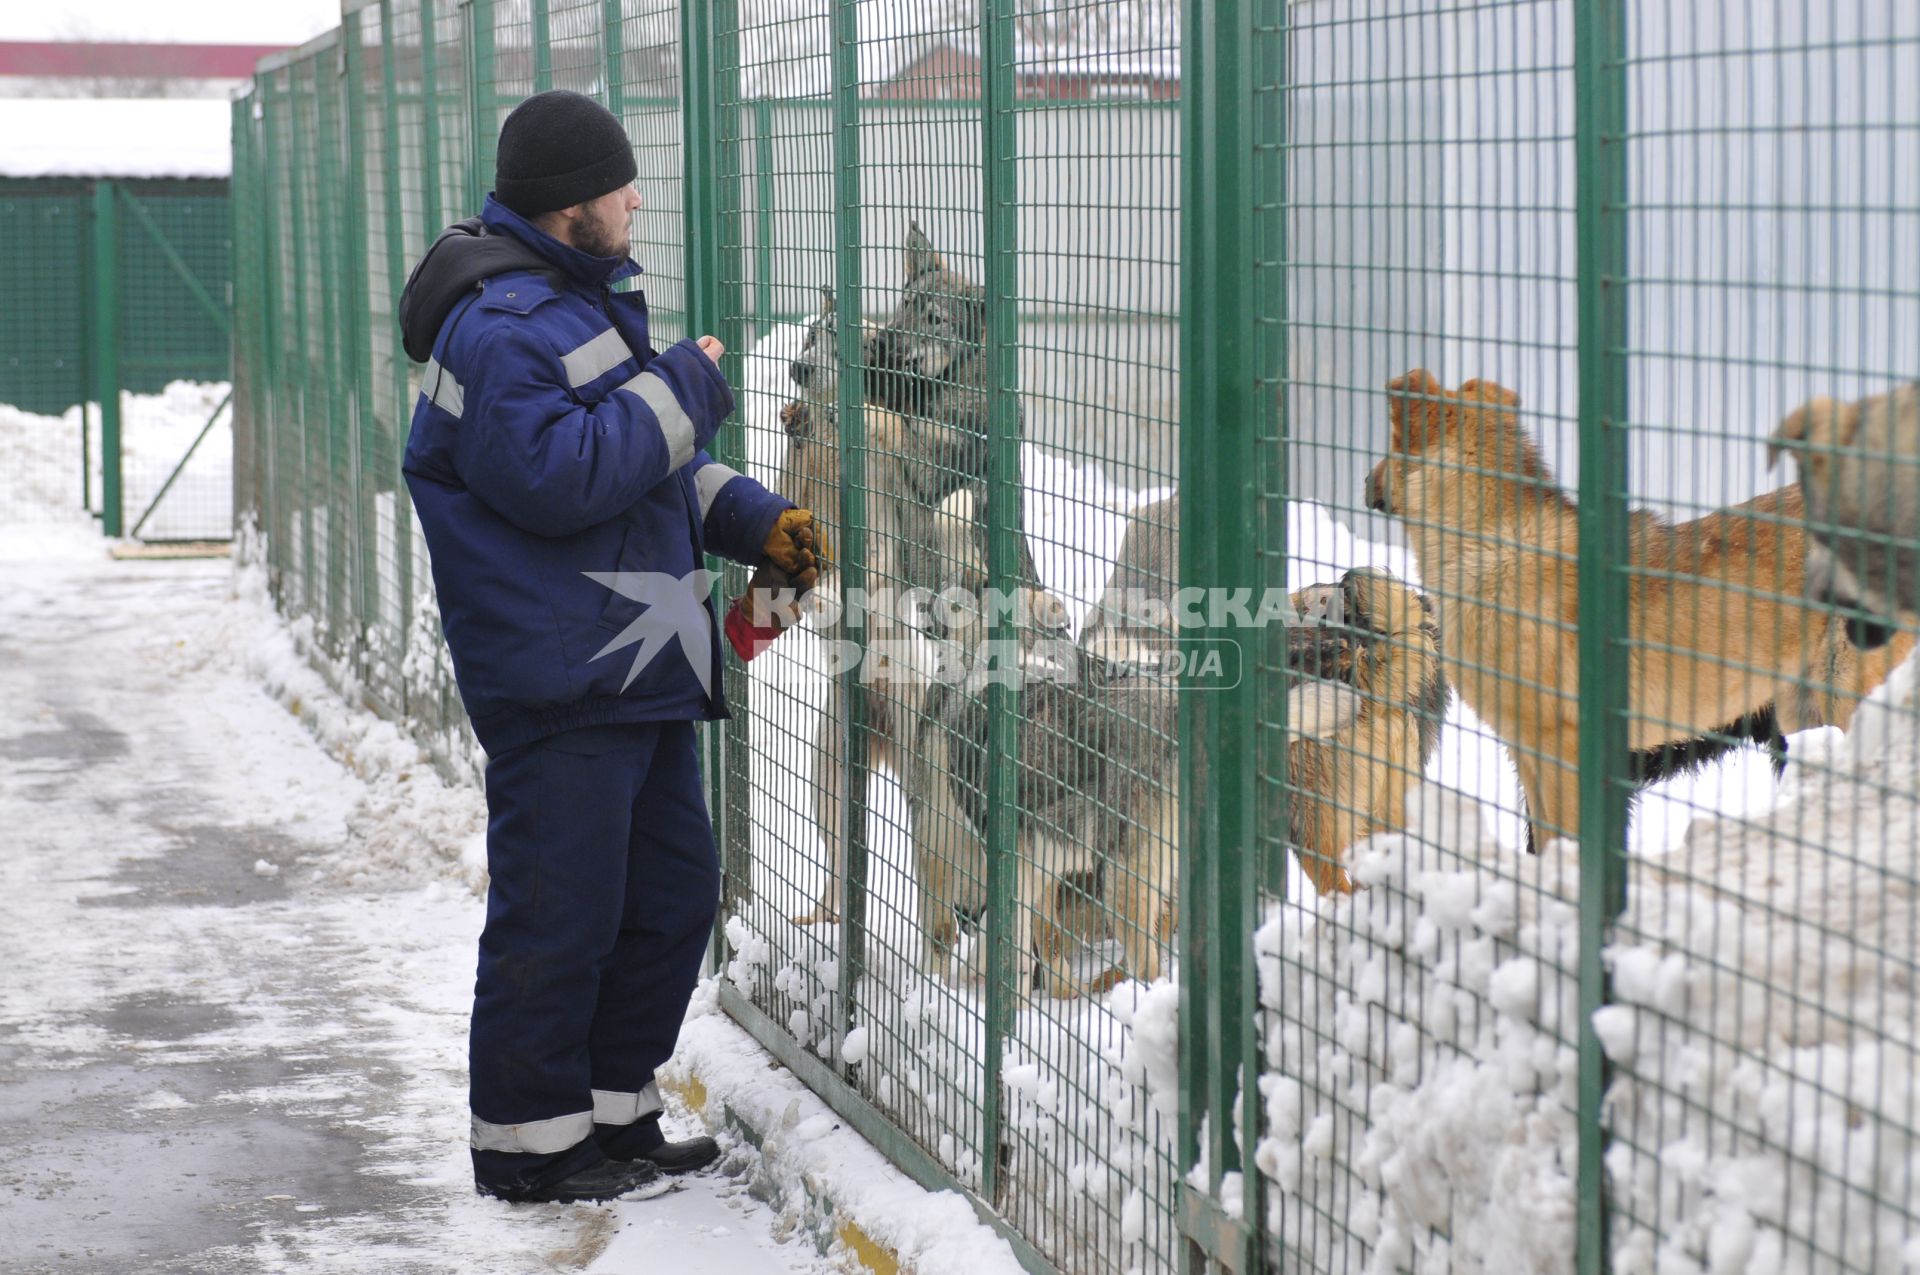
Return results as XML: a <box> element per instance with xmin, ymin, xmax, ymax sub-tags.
<box><xmin>577</xmin><ymin>210</ymin><xmax>631</xmax><ymax>260</ymax></box>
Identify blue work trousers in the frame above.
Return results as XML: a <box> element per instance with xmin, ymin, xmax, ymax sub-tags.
<box><xmin>467</xmin><ymin>720</ymin><xmax>718</xmax><ymax>1194</ymax></box>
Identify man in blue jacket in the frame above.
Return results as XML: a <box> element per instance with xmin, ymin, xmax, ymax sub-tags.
<box><xmin>399</xmin><ymin>90</ymin><xmax>817</xmax><ymax>1204</ymax></box>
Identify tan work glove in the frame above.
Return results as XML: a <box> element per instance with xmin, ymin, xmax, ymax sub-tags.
<box><xmin>763</xmin><ymin>507</ymin><xmax>824</xmax><ymax>591</ymax></box>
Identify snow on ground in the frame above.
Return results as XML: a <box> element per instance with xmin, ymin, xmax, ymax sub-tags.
<box><xmin>0</xmin><ymin>381</ymin><xmax>232</xmax><ymax>540</ymax></box>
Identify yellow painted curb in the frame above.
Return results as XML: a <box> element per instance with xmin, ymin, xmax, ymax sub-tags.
<box><xmin>662</xmin><ymin>1062</ymin><xmax>910</xmax><ymax>1274</ymax></box>
<box><xmin>837</xmin><ymin>1222</ymin><xmax>902</xmax><ymax>1275</ymax></box>
<box><xmin>659</xmin><ymin>1071</ymin><xmax>708</xmax><ymax>1117</ymax></box>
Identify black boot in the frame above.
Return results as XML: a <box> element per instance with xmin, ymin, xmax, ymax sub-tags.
<box><xmin>598</xmin><ymin>1115</ymin><xmax>721</xmax><ymax>1175</ymax></box>
<box><xmin>636</xmin><ymin>1133</ymin><xmax>721</xmax><ymax>1175</ymax></box>
<box><xmin>478</xmin><ymin>1154</ymin><xmax>666</xmax><ymax>1203</ymax></box>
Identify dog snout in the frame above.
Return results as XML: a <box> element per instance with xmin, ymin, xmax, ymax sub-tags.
<box><xmin>788</xmin><ymin>359</ymin><xmax>813</xmax><ymax>388</ymax></box>
<box><xmin>1365</xmin><ymin>460</ymin><xmax>1390</xmax><ymax>513</ymax></box>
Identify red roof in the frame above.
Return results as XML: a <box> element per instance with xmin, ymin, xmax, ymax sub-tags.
<box><xmin>0</xmin><ymin>42</ymin><xmax>285</xmax><ymax>80</ymax></box>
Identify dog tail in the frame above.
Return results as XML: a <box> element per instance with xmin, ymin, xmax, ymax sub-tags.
<box><xmin>1518</xmin><ymin>707</ymin><xmax>1791</xmax><ymax>854</ymax></box>
<box><xmin>1627</xmin><ymin>704</ymin><xmax>1788</xmax><ymax>787</ymax></box>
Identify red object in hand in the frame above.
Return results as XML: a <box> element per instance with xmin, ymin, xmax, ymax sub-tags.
<box><xmin>724</xmin><ymin>598</ymin><xmax>786</xmax><ymax>662</ymax></box>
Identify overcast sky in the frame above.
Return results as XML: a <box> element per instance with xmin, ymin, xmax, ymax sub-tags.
<box><xmin>0</xmin><ymin>0</ymin><xmax>341</xmax><ymax>46</ymax></box>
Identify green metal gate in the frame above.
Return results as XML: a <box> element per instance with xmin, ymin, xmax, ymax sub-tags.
<box><xmin>231</xmin><ymin>2</ymin><xmax>1920</xmax><ymax>1271</ymax></box>
<box><xmin>0</xmin><ymin>176</ymin><xmax>232</xmax><ymax>538</ymax></box>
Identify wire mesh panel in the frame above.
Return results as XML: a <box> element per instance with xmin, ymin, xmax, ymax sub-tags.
<box><xmin>112</xmin><ymin>181</ymin><xmax>233</xmax><ymax>541</ymax></box>
<box><xmin>0</xmin><ymin>182</ymin><xmax>91</xmax><ymax>420</ymax></box>
<box><xmin>1600</xmin><ymin>6</ymin><xmax>1920</xmax><ymax>1271</ymax></box>
<box><xmin>1240</xmin><ymin>2</ymin><xmax>1920</xmax><ymax>1273</ymax></box>
<box><xmin>1245</xmin><ymin>2</ymin><xmax>1592</xmax><ymax>1268</ymax></box>
<box><xmin>615</xmin><ymin>1</ymin><xmax>688</xmax><ymax>344</ymax></box>
<box><xmin>384</xmin><ymin>0</ymin><xmax>470</xmax><ymax>758</ymax></box>
<box><xmin>0</xmin><ymin>180</ymin><xmax>92</xmax><ymax>522</ymax></box>
<box><xmin>349</xmin><ymin>0</ymin><xmax>408</xmax><ymax>718</ymax></box>
<box><xmin>710</xmin><ymin>4</ymin><xmax>1187</xmax><ymax>1272</ymax></box>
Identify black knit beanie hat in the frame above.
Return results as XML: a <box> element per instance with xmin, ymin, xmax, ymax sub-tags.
<box><xmin>494</xmin><ymin>90</ymin><xmax>638</xmax><ymax>217</ymax></box>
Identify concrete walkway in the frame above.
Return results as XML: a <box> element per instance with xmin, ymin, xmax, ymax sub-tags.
<box><xmin>0</xmin><ymin>526</ymin><xmax>826</xmax><ymax>1275</ymax></box>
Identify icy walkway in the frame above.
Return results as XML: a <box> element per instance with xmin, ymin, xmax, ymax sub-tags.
<box><xmin>0</xmin><ymin>523</ymin><xmax>834</xmax><ymax>1274</ymax></box>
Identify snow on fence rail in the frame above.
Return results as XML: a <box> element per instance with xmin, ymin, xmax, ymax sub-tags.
<box><xmin>229</xmin><ymin>1</ymin><xmax>1920</xmax><ymax>1271</ymax></box>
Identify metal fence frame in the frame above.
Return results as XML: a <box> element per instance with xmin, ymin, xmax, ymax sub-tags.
<box><xmin>229</xmin><ymin>2</ymin><xmax>1920</xmax><ymax>1271</ymax></box>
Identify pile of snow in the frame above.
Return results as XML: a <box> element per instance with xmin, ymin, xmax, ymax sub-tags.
<box><xmin>0</xmin><ymin>380</ymin><xmax>232</xmax><ymax>539</ymax></box>
<box><xmin>668</xmin><ymin>977</ymin><xmax>1027</xmax><ymax>1274</ymax></box>
<box><xmin>224</xmin><ymin>519</ymin><xmax>489</xmax><ymax>889</ymax></box>
<box><xmin>1253</xmin><ymin>662</ymin><xmax>1920</xmax><ymax>1273</ymax></box>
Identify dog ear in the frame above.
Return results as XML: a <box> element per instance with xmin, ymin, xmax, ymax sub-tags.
<box><xmin>1386</xmin><ymin>368</ymin><xmax>1447</xmax><ymax>450</ymax></box>
<box><xmin>905</xmin><ymin>220</ymin><xmax>946</xmax><ymax>279</ymax></box>
<box><xmin>817</xmin><ymin>286</ymin><xmax>835</xmax><ymax>316</ymax></box>
<box><xmin>1769</xmin><ymin>394</ymin><xmax>1850</xmax><ymax>475</ymax></box>
<box><xmin>1459</xmin><ymin>378</ymin><xmax>1521</xmax><ymax>409</ymax></box>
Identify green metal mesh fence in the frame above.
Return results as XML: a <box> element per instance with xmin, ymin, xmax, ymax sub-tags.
<box><xmin>231</xmin><ymin>1</ymin><xmax>1920</xmax><ymax>1270</ymax></box>
<box><xmin>0</xmin><ymin>180</ymin><xmax>94</xmax><ymax>421</ymax></box>
<box><xmin>0</xmin><ymin>176</ymin><xmax>231</xmax><ymax>537</ymax></box>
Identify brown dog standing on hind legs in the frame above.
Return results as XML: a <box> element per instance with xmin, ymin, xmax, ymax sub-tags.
<box><xmin>1365</xmin><ymin>369</ymin><xmax>1913</xmax><ymax>854</ymax></box>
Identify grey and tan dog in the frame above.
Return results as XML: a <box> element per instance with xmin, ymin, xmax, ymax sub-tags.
<box><xmin>867</xmin><ymin>221</ymin><xmax>1038</xmax><ymax>597</ymax></box>
<box><xmin>1080</xmin><ymin>497</ymin><xmax>1447</xmax><ymax>907</ymax></box>
<box><xmin>920</xmin><ymin>495</ymin><xmax>1449</xmax><ymax>997</ymax></box>
<box><xmin>1770</xmin><ymin>382</ymin><xmax>1920</xmax><ymax>650</ymax></box>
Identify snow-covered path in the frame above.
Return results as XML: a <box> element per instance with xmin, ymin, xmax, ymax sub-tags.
<box><xmin>0</xmin><ymin>522</ymin><xmax>832</xmax><ymax>1275</ymax></box>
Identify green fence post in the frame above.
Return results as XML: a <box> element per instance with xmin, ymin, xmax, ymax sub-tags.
<box><xmin>468</xmin><ymin>0</ymin><xmax>494</xmax><ymax>213</ymax></box>
<box><xmin>1179</xmin><ymin>0</ymin><xmax>1259</xmax><ymax>1268</ymax></box>
<box><xmin>1246</xmin><ymin>0</ymin><xmax>1288</xmax><ymax>1262</ymax></box>
<box><xmin>978</xmin><ymin>0</ymin><xmax>1019</xmax><ymax>1209</ymax></box>
<box><xmin>421</xmin><ymin>0</ymin><xmax>444</xmax><ymax>232</ymax></box>
<box><xmin>714</xmin><ymin>4</ymin><xmax>748</xmax><ymax>912</ymax></box>
<box><xmin>752</xmin><ymin>99</ymin><xmax>773</xmax><ymax>340</ymax></box>
<box><xmin>381</xmin><ymin>0</ymin><xmax>417</xmax><ymax>702</ymax></box>
<box><xmin>828</xmin><ymin>0</ymin><xmax>872</xmax><ymax>1081</ymax></box>
<box><xmin>79</xmin><ymin>179</ymin><xmax>95</xmax><ymax>512</ymax></box>
<box><xmin>530</xmin><ymin>0</ymin><xmax>551</xmax><ymax>93</ymax></box>
<box><xmin>683</xmin><ymin>0</ymin><xmax>751</xmax><ymax>912</ymax></box>
<box><xmin>292</xmin><ymin>60</ymin><xmax>319</xmax><ymax>617</ymax></box>
<box><xmin>1574</xmin><ymin>0</ymin><xmax>1631</xmax><ymax>1270</ymax></box>
<box><xmin>259</xmin><ymin>72</ymin><xmax>287</xmax><ymax>597</ymax></box>
<box><xmin>346</xmin><ymin>9</ymin><xmax>384</xmax><ymax>652</ymax></box>
<box><xmin>601</xmin><ymin>0</ymin><xmax>624</xmax><ymax>119</ymax></box>
<box><xmin>91</xmin><ymin>179</ymin><xmax>122</xmax><ymax>538</ymax></box>
<box><xmin>316</xmin><ymin>38</ymin><xmax>352</xmax><ymax>651</ymax></box>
